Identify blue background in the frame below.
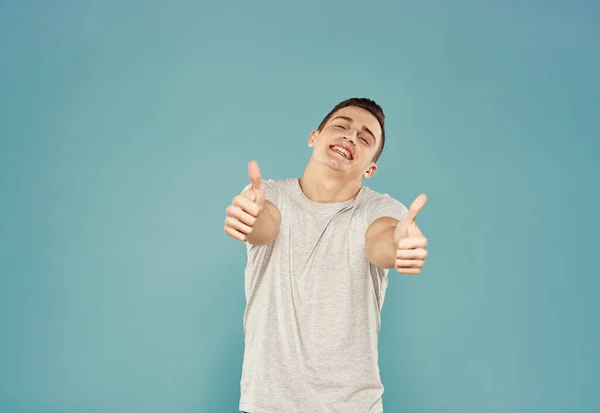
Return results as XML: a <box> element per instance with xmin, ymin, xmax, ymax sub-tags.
<box><xmin>1</xmin><ymin>1</ymin><xmax>598</xmax><ymax>412</ymax></box>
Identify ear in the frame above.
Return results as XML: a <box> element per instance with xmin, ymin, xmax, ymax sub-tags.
<box><xmin>363</xmin><ymin>163</ymin><xmax>378</xmax><ymax>179</ymax></box>
<box><xmin>308</xmin><ymin>130</ymin><xmax>318</xmax><ymax>147</ymax></box>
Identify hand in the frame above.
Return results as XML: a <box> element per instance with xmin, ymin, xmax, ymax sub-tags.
<box><xmin>224</xmin><ymin>161</ymin><xmax>265</xmax><ymax>242</ymax></box>
<box><xmin>393</xmin><ymin>194</ymin><xmax>428</xmax><ymax>275</ymax></box>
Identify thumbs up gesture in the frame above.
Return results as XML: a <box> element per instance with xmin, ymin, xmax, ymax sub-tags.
<box><xmin>393</xmin><ymin>194</ymin><xmax>429</xmax><ymax>275</ymax></box>
<box><xmin>224</xmin><ymin>161</ymin><xmax>266</xmax><ymax>242</ymax></box>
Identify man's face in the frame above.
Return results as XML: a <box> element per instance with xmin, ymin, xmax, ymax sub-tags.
<box><xmin>308</xmin><ymin>106</ymin><xmax>382</xmax><ymax>179</ymax></box>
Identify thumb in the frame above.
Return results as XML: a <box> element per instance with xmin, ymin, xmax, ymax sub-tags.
<box><xmin>395</xmin><ymin>193</ymin><xmax>427</xmax><ymax>241</ymax></box>
<box><xmin>247</xmin><ymin>160</ymin><xmax>264</xmax><ymax>203</ymax></box>
<box><xmin>248</xmin><ymin>160</ymin><xmax>262</xmax><ymax>189</ymax></box>
<box><xmin>403</xmin><ymin>193</ymin><xmax>427</xmax><ymax>224</ymax></box>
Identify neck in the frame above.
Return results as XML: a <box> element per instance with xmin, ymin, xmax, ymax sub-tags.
<box><xmin>299</xmin><ymin>160</ymin><xmax>363</xmax><ymax>204</ymax></box>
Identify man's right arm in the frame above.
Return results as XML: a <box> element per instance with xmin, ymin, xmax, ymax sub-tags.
<box><xmin>245</xmin><ymin>200</ymin><xmax>281</xmax><ymax>246</ymax></box>
<box><xmin>224</xmin><ymin>161</ymin><xmax>281</xmax><ymax>246</ymax></box>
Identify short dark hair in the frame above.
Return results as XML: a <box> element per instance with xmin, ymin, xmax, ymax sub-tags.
<box><xmin>317</xmin><ymin>97</ymin><xmax>385</xmax><ymax>162</ymax></box>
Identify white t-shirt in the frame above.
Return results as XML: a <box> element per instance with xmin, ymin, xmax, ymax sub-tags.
<box><xmin>239</xmin><ymin>178</ymin><xmax>408</xmax><ymax>413</ymax></box>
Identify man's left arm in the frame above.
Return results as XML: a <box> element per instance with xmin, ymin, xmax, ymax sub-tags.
<box><xmin>365</xmin><ymin>217</ymin><xmax>400</xmax><ymax>269</ymax></box>
<box><xmin>365</xmin><ymin>194</ymin><xmax>429</xmax><ymax>275</ymax></box>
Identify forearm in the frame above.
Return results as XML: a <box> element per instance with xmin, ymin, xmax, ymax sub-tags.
<box><xmin>365</xmin><ymin>225</ymin><xmax>396</xmax><ymax>269</ymax></box>
<box><xmin>246</xmin><ymin>201</ymin><xmax>281</xmax><ymax>246</ymax></box>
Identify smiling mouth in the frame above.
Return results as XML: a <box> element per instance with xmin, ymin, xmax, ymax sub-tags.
<box><xmin>329</xmin><ymin>145</ymin><xmax>353</xmax><ymax>160</ymax></box>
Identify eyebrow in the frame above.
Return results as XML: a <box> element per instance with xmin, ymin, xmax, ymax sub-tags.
<box><xmin>331</xmin><ymin>116</ymin><xmax>377</xmax><ymax>143</ymax></box>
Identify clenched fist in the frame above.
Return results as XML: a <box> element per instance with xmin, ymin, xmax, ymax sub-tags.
<box><xmin>224</xmin><ymin>161</ymin><xmax>265</xmax><ymax>242</ymax></box>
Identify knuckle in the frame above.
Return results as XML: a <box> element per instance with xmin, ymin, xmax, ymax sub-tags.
<box><xmin>231</xmin><ymin>206</ymin><xmax>242</xmax><ymax>217</ymax></box>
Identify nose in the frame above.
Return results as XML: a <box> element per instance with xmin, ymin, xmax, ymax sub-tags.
<box><xmin>342</xmin><ymin>130</ymin><xmax>357</xmax><ymax>145</ymax></box>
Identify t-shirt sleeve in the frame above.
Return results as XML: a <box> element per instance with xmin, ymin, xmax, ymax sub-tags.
<box><xmin>242</xmin><ymin>179</ymin><xmax>280</xmax><ymax>207</ymax></box>
<box><xmin>367</xmin><ymin>194</ymin><xmax>409</xmax><ymax>225</ymax></box>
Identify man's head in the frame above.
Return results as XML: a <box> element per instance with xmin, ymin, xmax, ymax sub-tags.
<box><xmin>308</xmin><ymin>98</ymin><xmax>385</xmax><ymax>180</ymax></box>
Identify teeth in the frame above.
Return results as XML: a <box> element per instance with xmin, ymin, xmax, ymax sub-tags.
<box><xmin>332</xmin><ymin>146</ymin><xmax>350</xmax><ymax>159</ymax></box>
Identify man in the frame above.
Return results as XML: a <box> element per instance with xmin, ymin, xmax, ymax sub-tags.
<box><xmin>224</xmin><ymin>98</ymin><xmax>428</xmax><ymax>413</ymax></box>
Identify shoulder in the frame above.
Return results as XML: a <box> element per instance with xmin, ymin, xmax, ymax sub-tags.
<box><xmin>256</xmin><ymin>178</ymin><xmax>298</xmax><ymax>206</ymax></box>
<box><xmin>242</xmin><ymin>178</ymin><xmax>293</xmax><ymax>193</ymax></box>
<box><xmin>261</xmin><ymin>178</ymin><xmax>292</xmax><ymax>189</ymax></box>
<box><xmin>358</xmin><ymin>185</ymin><xmax>406</xmax><ymax>208</ymax></box>
<box><xmin>260</xmin><ymin>177</ymin><xmax>293</xmax><ymax>193</ymax></box>
<box><xmin>358</xmin><ymin>185</ymin><xmax>409</xmax><ymax>224</ymax></box>
<box><xmin>266</xmin><ymin>177</ymin><xmax>297</xmax><ymax>187</ymax></box>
